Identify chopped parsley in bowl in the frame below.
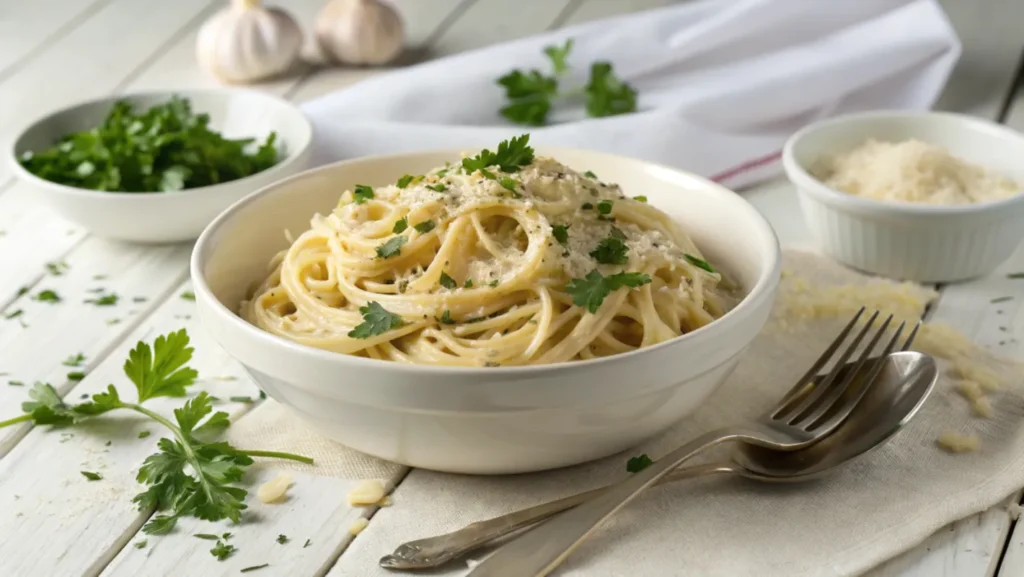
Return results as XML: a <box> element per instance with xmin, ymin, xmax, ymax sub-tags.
<box><xmin>18</xmin><ymin>96</ymin><xmax>279</xmax><ymax>193</ymax></box>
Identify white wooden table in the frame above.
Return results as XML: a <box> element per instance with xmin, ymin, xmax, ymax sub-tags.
<box><xmin>1</xmin><ymin>1</ymin><xmax>1023</xmax><ymax>575</ymax></box>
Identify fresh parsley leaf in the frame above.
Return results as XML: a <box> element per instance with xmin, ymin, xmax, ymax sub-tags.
<box><xmin>348</xmin><ymin>302</ymin><xmax>405</xmax><ymax>339</ymax></box>
<box><xmin>180</xmin><ymin>291</ymin><xmax>196</xmax><ymax>301</ymax></box>
<box><xmin>413</xmin><ymin>220</ymin><xmax>435</xmax><ymax>234</ymax></box>
<box><xmin>565</xmin><ymin>270</ymin><xmax>651</xmax><ymax>313</ymax></box>
<box><xmin>223</xmin><ymin>532</ymin><xmax>233</xmax><ymax>540</ymax></box>
<box><xmin>124</xmin><ymin>329</ymin><xmax>198</xmax><ymax>403</ymax></box>
<box><xmin>439</xmin><ymin>310</ymin><xmax>455</xmax><ymax>325</ymax></box>
<box><xmin>376</xmin><ymin>236</ymin><xmax>407</xmax><ymax>259</ymax></box>
<box><xmin>581</xmin><ymin>202</ymin><xmax>593</xmax><ymax>210</ymax></box>
<box><xmin>461</xmin><ymin>135</ymin><xmax>535</xmax><ymax>173</ymax></box>
<box><xmin>35</xmin><ymin>290</ymin><xmax>61</xmax><ymax>303</ymax></box>
<box><xmin>46</xmin><ymin>261</ymin><xmax>69</xmax><ymax>276</ymax></box>
<box><xmin>392</xmin><ymin>218</ymin><xmax>408</xmax><ymax>234</ymax></box>
<box><xmin>1008</xmin><ymin>272</ymin><xmax>1024</xmax><ymax>279</ymax></box>
<box><xmin>427</xmin><ymin>183</ymin><xmax>447</xmax><ymax>192</ymax></box>
<box><xmin>489</xmin><ymin>279</ymin><xmax>500</xmax><ymax>288</ymax></box>
<box><xmin>609</xmin><ymin>226</ymin><xmax>626</xmax><ymax>240</ymax></box>
<box><xmin>684</xmin><ymin>254</ymin><xmax>715</xmax><ymax>273</ymax></box>
<box><xmin>992</xmin><ymin>296</ymin><xmax>1013</xmax><ymax>303</ymax></box>
<box><xmin>626</xmin><ymin>453</ymin><xmax>653</xmax><ymax>473</ymax></box>
<box><xmin>498</xmin><ymin>176</ymin><xmax>520</xmax><ymax>196</ymax></box>
<box><xmin>633</xmin><ymin>195</ymin><xmax>647</xmax><ymax>202</ymax></box>
<box><xmin>436</xmin><ymin>169</ymin><xmax>449</xmax><ymax>178</ymax></box>
<box><xmin>229</xmin><ymin>395</ymin><xmax>253</xmax><ymax>403</ymax></box>
<box><xmin>353</xmin><ymin>185</ymin><xmax>374</xmax><ymax>204</ymax></box>
<box><xmin>194</xmin><ymin>533</ymin><xmax>221</xmax><ymax>541</ymax></box>
<box><xmin>81</xmin><ymin>471</ymin><xmax>102</xmax><ymax>481</ymax></box>
<box><xmin>543</xmin><ymin>39</ymin><xmax>573</xmax><ymax>75</ymax></box>
<box><xmin>211</xmin><ymin>541</ymin><xmax>236</xmax><ymax>561</ymax></box>
<box><xmin>552</xmin><ymin>224</ymin><xmax>570</xmax><ymax>247</ymax></box>
<box><xmin>583</xmin><ymin>170</ymin><xmax>598</xmax><ymax>179</ymax></box>
<box><xmin>133</xmin><ymin>540</ymin><xmax>147</xmax><ymax>549</ymax></box>
<box><xmin>241</xmin><ymin>564</ymin><xmax>270</xmax><ymax>573</ymax></box>
<box><xmin>9</xmin><ymin>380</ymin><xmax>24</xmax><ymax>387</ymax></box>
<box><xmin>597</xmin><ymin>200</ymin><xmax>613</xmax><ymax>215</ymax></box>
<box><xmin>303</xmin><ymin>539</ymin><xmax>312</xmax><ymax>548</ymax></box>
<box><xmin>63</xmin><ymin>353</ymin><xmax>86</xmax><ymax>367</ymax></box>
<box><xmin>85</xmin><ymin>293</ymin><xmax>119</xmax><ymax>306</ymax></box>
<box><xmin>16</xmin><ymin>287</ymin><xmax>28</xmax><ymax>297</ymax></box>
<box><xmin>439</xmin><ymin>272</ymin><xmax>457</xmax><ymax>289</ymax></box>
<box><xmin>67</xmin><ymin>371</ymin><xmax>86</xmax><ymax>381</ymax></box>
<box><xmin>464</xmin><ymin>279</ymin><xmax>474</xmax><ymax>288</ymax></box>
<box><xmin>585</xmin><ymin>62</ymin><xmax>638</xmax><ymax>118</ymax></box>
<box><xmin>497</xmin><ymin>72</ymin><xmax>557</xmax><ymax>126</ymax></box>
<box><xmin>396</xmin><ymin>174</ymin><xmax>415</xmax><ymax>188</ymax></box>
<box><xmin>4</xmin><ymin>309</ymin><xmax>23</xmax><ymax>320</ymax></box>
<box><xmin>138</xmin><ymin>430</ymin><xmax>151</xmax><ymax>439</ymax></box>
<box><xmin>18</xmin><ymin>97</ymin><xmax>278</xmax><ymax>193</ymax></box>
<box><xmin>276</xmin><ymin>534</ymin><xmax>289</xmax><ymax>544</ymax></box>
<box><xmin>590</xmin><ymin>236</ymin><xmax>629</xmax><ymax>265</ymax></box>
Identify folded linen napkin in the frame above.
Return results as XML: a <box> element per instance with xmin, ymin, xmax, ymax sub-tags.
<box><xmin>228</xmin><ymin>249</ymin><xmax>1024</xmax><ymax>577</ymax></box>
<box><xmin>299</xmin><ymin>0</ymin><xmax>961</xmax><ymax>190</ymax></box>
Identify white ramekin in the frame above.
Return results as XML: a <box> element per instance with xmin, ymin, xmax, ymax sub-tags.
<box><xmin>192</xmin><ymin>147</ymin><xmax>781</xmax><ymax>474</ymax></box>
<box><xmin>782</xmin><ymin>111</ymin><xmax>1024</xmax><ymax>283</ymax></box>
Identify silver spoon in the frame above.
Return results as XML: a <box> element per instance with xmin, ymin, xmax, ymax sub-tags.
<box><xmin>380</xmin><ymin>350</ymin><xmax>938</xmax><ymax>571</ymax></box>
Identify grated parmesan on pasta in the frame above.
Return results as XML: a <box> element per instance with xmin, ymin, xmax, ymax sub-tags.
<box><xmin>811</xmin><ymin>138</ymin><xmax>1021</xmax><ymax>205</ymax></box>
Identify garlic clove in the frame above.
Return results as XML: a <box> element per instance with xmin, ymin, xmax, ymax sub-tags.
<box><xmin>196</xmin><ymin>0</ymin><xmax>303</xmax><ymax>84</ymax></box>
<box><xmin>315</xmin><ymin>0</ymin><xmax>405</xmax><ymax>66</ymax></box>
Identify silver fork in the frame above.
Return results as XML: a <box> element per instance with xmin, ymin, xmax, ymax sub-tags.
<box><xmin>381</xmin><ymin>314</ymin><xmax>922</xmax><ymax>571</ymax></box>
<box><xmin>466</xmin><ymin>307</ymin><xmax>905</xmax><ymax>577</ymax></box>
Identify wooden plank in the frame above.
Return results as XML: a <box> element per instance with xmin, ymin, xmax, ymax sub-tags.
<box><xmin>288</xmin><ymin>0</ymin><xmax>469</xmax><ymax>103</ymax></box>
<box><xmin>0</xmin><ymin>240</ymin><xmax>190</xmax><ymax>454</ymax></box>
<box><xmin>933</xmin><ymin>0</ymin><xmax>1024</xmax><ymax>120</ymax></box>
<box><xmin>0</xmin><ymin>0</ymin><xmax>111</xmax><ymax>81</ymax></box>
<box><xmin>999</xmin><ymin>496</ymin><xmax>1024</xmax><ymax>575</ymax></box>
<box><xmin>0</xmin><ymin>0</ymin><xmax>213</xmax><ymax>186</ymax></box>
<box><xmin>0</xmin><ymin>280</ymin><xmax>265</xmax><ymax>577</ymax></box>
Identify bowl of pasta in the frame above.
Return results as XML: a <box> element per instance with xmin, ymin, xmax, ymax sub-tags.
<box><xmin>191</xmin><ymin>135</ymin><xmax>781</xmax><ymax>474</ymax></box>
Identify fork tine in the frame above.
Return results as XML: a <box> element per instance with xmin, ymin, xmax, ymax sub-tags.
<box><xmin>901</xmin><ymin>321</ymin><xmax>921</xmax><ymax>350</ymax></box>
<box><xmin>805</xmin><ymin>321</ymin><xmax>907</xmax><ymax>433</ymax></box>
<box><xmin>777</xmin><ymin>310</ymin><xmax>879</xmax><ymax>422</ymax></box>
<box><xmin>794</xmin><ymin>314</ymin><xmax>893</xmax><ymax>427</ymax></box>
<box><xmin>772</xmin><ymin>306</ymin><xmax>866</xmax><ymax>416</ymax></box>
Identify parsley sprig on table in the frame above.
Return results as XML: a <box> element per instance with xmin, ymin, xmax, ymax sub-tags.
<box><xmin>19</xmin><ymin>96</ymin><xmax>279</xmax><ymax>193</ymax></box>
<box><xmin>0</xmin><ymin>329</ymin><xmax>312</xmax><ymax>536</ymax></box>
<box><xmin>497</xmin><ymin>39</ymin><xmax>638</xmax><ymax>125</ymax></box>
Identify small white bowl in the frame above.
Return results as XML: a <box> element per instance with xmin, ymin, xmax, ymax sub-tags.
<box><xmin>783</xmin><ymin>111</ymin><xmax>1024</xmax><ymax>283</ymax></box>
<box><xmin>191</xmin><ymin>147</ymin><xmax>781</xmax><ymax>474</ymax></box>
<box><xmin>9</xmin><ymin>90</ymin><xmax>313</xmax><ymax>244</ymax></box>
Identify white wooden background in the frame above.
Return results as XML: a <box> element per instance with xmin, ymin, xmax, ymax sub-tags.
<box><xmin>0</xmin><ymin>0</ymin><xmax>1023</xmax><ymax>576</ymax></box>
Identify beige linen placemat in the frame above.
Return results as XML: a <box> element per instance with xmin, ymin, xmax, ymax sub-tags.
<box><xmin>228</xmin><ymin>249</ymin><xmax>1024</xmax><ymax>576</ymax></box>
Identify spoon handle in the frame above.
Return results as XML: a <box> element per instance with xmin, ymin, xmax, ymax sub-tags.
<box><xmin>378</xmin><ymin>461</ymin><xmax>735</xmax><ymax>571</ymax></box>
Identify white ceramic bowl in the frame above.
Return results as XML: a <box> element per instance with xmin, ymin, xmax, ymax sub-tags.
<box><xmin>9</xmin><ymin>90</ymin><xmax>313</xmax><ymax>243</ymax></box>
<box><xmin>191</xmin><ymin>148</ymin><xmax>781</xmax><ymax>474</ymax></box>
<box><xmin>783</xmin><ymin>111</ymin><xmax>1024</xmax><ymax>283</ymax></box>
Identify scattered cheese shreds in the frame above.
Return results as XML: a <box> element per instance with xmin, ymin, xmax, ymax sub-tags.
<box><xmin>347</xmin><ymin>480</ymin><xmax>386</xmax><ymax>506</ymax></box>
<box><xmin>257</xmin><ymin>473</ymin><xmax>293</xmax><ymax>504</ymax></box>
<box><xmin>956</xmin><ymin>380</ymin><xmax>984</xmax><ymax>402</ymax></box>
<box><xmin>937</xmin><ymin>430</ymin><xmax>980</xmax><ymax>453</ymax></box>
<box><xmin>348</xmin><ymin>518</ymin><xmax>369</xmax><ymax>535</ymax></box>
<box><xmin>972</xmin><ymin>396</ymin><xmax>993</xmax><ymax>418</ymax></box>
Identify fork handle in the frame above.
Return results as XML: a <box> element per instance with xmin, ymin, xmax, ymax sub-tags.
<box><xmin>379</xmin><ymin>461</ymin><xmax>736</xmax><ymax>570</ymax></box>
<box><xmin>466</xmin><ymin>429</ymin><xmax>738</xmax><ymax>577</ymax></box>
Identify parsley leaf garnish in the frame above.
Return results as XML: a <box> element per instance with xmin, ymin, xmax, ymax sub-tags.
<box><xmin>376</xmin><ymin>236</ymin><xmax>407</xmax><ymax>259</ymax></box>
<box><xmin>497</xmin><ymin>71</ymin><xmax>557</xmax><ymax>126</ymax></box>
<box><xmin>461</xmin><ymin>135</ymin><xmax>535</xmax><ymax>173</ymax></box>
<box><xmin>581</xmin><ymin>202</ymin><xmax>593</xmax><ymax>210</ymax></box>
<box><xmin>991</xmin><ymin>296</ymin><xmax>1013</xmax><ymax>303</ymax></box>
<box><xmin>413</xmin><ymin>220</ymin><xmax>435</xmax><ymax>234</ymax></box>
<box><xmin>583</xmin><ymin>170</ymin><xmax>598</xmax><ymax>179</ymax></box>
<box><xmin>276</xmin><ymin>534</ymin><xmax>289</xmax><ymax>544</ymax></box>
<box><xmin>124</xmin><ymin>329</ymin><xmax>197</xmax><ymax>402</ymax></box>
<box><xmin>396</xmin><ymin>174</ymin><xmax>415</xmax><ymax>188</ymax></box>
<box><xmin>439</xmin><ymin>272</ymin><xmax>457</xmax><ymax>289</ymax></box>
<box><xmin>552</xmin><ymin>224</ymin><xmax>570</xmax><ymax>247</ymax></box>
<box><xmin>210</xmin><ymin>541</ymin><xmax>236</xmax><ymax>561</ymax></box>
<box><xmin>585</xmin><ymin>62</ymin><xmax>638</xmax><ymax>118</ymax></box>
<box><xmin>46</xmin><ymin>261</ymin><xmax>68</xmax><ymax>276</ymax></box>
<box><xmin>85</xmin><ymin>293</ymin><xmax>119</xmax><ymax>306</ymax></box>
<box><xmin>392</xmin><ymin>218</ymin><xmax>408</xmax><ymax>234</ymax></box>
<box><xmin>590</xmin><ymin>236</ymin><xmax>629</xmax><ymax>265</ymax></box>
<box><xmin>543</xmin><ymin>39</ymin><xmax>573</xmax><ymax>75</ymax></box>
<box><xmin>35</xmin><ymin>289</ymin><xmax>61</xmax><ymax>303</ymax></box>
<box><xmin>67</xmin><ymin>371</ymin><xmax>85</xmax><ymax>381</ymax></box>
<box><xmin>626</xmin><ymin>453</ymin><xmax>653</xmax><ymax>473</ymax></box>
<box><xmin>241</xmin><ymin>564</ymin><xmax>270</xmax><ymax>573</ymax></box>
<box><xmin>684</xmin><ymin>254</ymin><xmax>715</xmax><ymax>273</ymax></box>
<box><xmin>180</xmin><ymin>291</ymin><xmax>196</xmax><ymax>301</ymax></box>
<box><xmin>565</xmin><ymin>270</ymin><xmax>651</xmax><ymax>313</ymax></box>
<box><xmin>18</xmin><ymin>97</ymin><xmax>278</xmax><ymax>193</ymax></box>
<box><xmin>133</xmin><ymin>540</ymin><xmax>147</xmax><ymax>549</ymax></box>
<box><xmin>634</xmin><ymin>195</ymin><xmax>647</xmax><ymax>202</ymax></box>
<box><xmin>597</xmin><ymin>200</ymin><xmax>613</xmax><ymax>215</ymax></box>
<box><xmin>348</xmin><ymin>302</ymin><xmax>404</xmax><ymax>339</ymax></box>
<box><xmin>498</xmin><ymin>176</ymin><xmax>521</xmax><ymax>197</ymax></box>
<box><xmin>489</xmin><ymin>279</ymin><xmax>500</xmax><ymax>288</ymax></box>
<box><xmin>81</xmin><ymin>471</ymin><xmax>102</xmax><ymax>481</ymax></box>
<box><xmin>353</xmin><ymin>185</ymin><xmax>374</xmax><ymax>204</ymax></box>
<box><xmin>4</xmin><ymin>309</ymin><xmax>22</xmax><ymax>320</ymax></box>
<box><xmin>464</xmin><ymin>279</ymin><xmax>474</xmax><ymax>288</ymax></box>
<box><xmin>427</xmin><ymin>183</ymin><xmax>447</xmax><ymax>192</ymax></box>
<box><xmin>439</xmin><ymin>310</ymin><xmax>455</xmax><ymax>325</ymax></box>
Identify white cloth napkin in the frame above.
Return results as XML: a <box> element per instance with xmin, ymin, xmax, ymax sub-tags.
<box><xmin>229</xmin><ymin>250</ymin><xmax>1024</xmax><ymax>577</ymax></box>
<box><xmin>300</xmin><ymin>0</ymin><xmax>961</xmax><ymax>189</ymax></box>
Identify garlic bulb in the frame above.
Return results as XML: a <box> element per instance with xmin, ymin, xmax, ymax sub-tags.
<box><xmin>196</xmin><ymin>0</ymin><xmax>303</xmax><ymax>83</ymax></box>
<box><xmin>315</xmin><ymin>0</ymin><xmax>405</xmax><ymax>66</ymax></box>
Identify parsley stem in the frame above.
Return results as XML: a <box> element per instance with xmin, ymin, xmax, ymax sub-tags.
<box><xmin>0</xmin><ymin>414</ymin><xmax>32</xmax><ymax>428</ymax></box>
<box><xmin>239</xmin><ymin>449</ymin><xmax>315</xmax><ymax>465</ymax></box>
